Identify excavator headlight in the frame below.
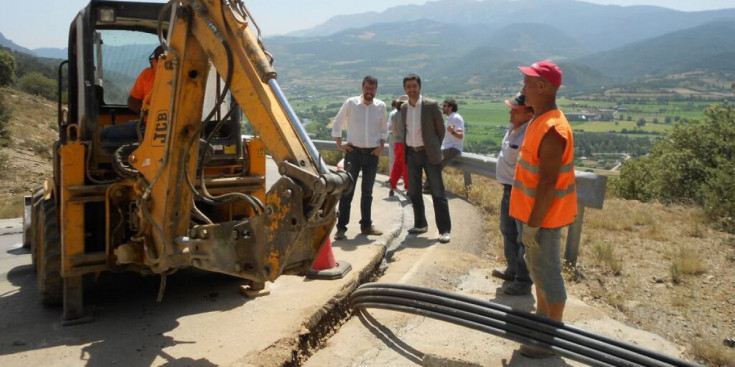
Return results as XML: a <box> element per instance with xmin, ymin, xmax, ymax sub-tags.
<box><xmin>98</xmin><ymin>8</ymin><xmax>116</xmax><ymax>23</ymax></box>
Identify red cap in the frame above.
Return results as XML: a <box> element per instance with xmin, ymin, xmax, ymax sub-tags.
<box><xmin>519</xmin><ymin>61</ymin><xmax>562</xmax><ymax>88</ymax></box>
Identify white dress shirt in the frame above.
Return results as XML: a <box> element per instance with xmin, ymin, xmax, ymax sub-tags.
<box><xmin>406</xmin><ymin>95</ymin><xmax>424</xmax><ymax>148</ymax></box>
<box><xmin>332</xmin><ymin>95</ymin><xmax>387</xmax><ymax>148</ymax></box>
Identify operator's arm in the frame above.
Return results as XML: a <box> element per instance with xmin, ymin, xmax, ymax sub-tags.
<box><xmin>127</xmin><ymin>96</ymin><xmax>143</xmax><ymax>114</ymax></box>
<box><xmin>127</xmin><ymin>67</ymin><xmax>151</xmax><ymax>114</ymax></box>
<box><xmin>332</xmin><ymin>99</ymin><xmax>351</xmax><ymax>151</ymax></box>
<box><xmin>526</xmin><ymin>128</ymin><xmax>565</xmax><ymax>227</ymax></box>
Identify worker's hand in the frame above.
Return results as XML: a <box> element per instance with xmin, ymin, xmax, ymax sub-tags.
<box><xmin>522</xmin><ymin>225</ymin><xmax>540</xmax><ymax>249</ymax></box>
<box><xmin>447</xmin><ymin>125</ymin><xmax>455</xmax><ymax>133</ymax></box>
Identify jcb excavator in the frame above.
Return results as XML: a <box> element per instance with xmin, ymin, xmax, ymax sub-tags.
<box><xmin>23</xmin><ymin>0</ymin><xmax>351</xmax><ymax>323</ymax></box>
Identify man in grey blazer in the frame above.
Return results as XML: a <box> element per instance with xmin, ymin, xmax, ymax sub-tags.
<box><xmin>394</xmin><ymin>74</ymin><xmax>452</xmax><ymax>243</ymax></box>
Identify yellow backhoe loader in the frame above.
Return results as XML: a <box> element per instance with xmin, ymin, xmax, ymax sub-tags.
<box><xmin>23</xmin><ymin>0</ymin><xmax>351</xmax><ymax>323</ymax></box>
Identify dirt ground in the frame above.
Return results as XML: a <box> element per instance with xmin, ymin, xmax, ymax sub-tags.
<box><xmin>0</xmin><ymin>88</ymin><xmax>58</xmax><ymax>215</ymax></box>
<box><xmin>3</xmin><ymin>88</ymin><xmax>734</xmax><ymax>366</ymax></box>
<box><xmin>566</xmin><ymin>199</ymin><xmax>735</xmax><ymax>366</ymax></box>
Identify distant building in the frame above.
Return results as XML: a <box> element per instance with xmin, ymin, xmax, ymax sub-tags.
<box><xmin>565</xmin><ymin>112</ymin><xmax>589</xmax><ymax>121</ymax></box>
<box><xmin>565</xmin><ymin>108</ymin><xmax>613</xmax><ymax>121</ymax></box>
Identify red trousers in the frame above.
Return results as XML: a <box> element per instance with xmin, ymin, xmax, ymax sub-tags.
<box><xmin>389</xmin><ymin>142</ymin><xmax>408</xmax><ymax>190</ymax></box>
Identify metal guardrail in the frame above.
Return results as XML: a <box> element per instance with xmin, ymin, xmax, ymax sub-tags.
<box><xmin>312</xmin><ymin>140</ymin><xmax>607</xmax><ymax>267</ymax></box>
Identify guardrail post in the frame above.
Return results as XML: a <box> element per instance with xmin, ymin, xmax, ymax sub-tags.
<box><xmin>564</xmin><ymin>204</ymin><xmax>585</xmax><ymax>267</ymax></box>
<box><xmin>463</xmin><ymin>170</ymin><xmax>472</xmax><ymax>191</ymax></box>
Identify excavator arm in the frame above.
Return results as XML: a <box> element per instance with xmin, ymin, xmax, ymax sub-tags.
<box><xmin>128</xmin><ymin>0</ymin><xmax>351</xmax><ymax>282</ymax></box>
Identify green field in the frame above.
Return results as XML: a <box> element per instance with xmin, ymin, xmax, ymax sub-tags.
<box><xmin>287</xmin><ymin>91</ymin><xmax>720</xmax><ymax>157</ymax></box>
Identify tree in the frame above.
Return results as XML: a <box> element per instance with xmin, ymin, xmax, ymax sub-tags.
<box><xmin>636</xmin><ymin>118</ymin><xmax>646</xmax><ymax>127</ymax></box>
<box><xmin>611</xmin><ymin>104</ymin><xmax>735</xmax><ymax>232</ymax></box>
<box><xmin>17</xmin><ymin>72</ymin><xmax>57</xmax><ymax>100</ymax></box>
<box><xmin>0</xmin><ymin>49</ymin><xmax>15</xmax><ymax>86</ymax></box>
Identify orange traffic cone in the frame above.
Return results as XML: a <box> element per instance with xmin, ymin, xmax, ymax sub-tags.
<box><xmin>308</xmin><ymin>237</ymin><xmax>352</xmax><ymax>280</ymax></box>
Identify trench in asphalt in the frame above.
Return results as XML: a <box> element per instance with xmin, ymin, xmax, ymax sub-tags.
<box><xmin>286</xmin><ymin>186</ymin><xmax>415</xmax><ymax>366</ymax></box>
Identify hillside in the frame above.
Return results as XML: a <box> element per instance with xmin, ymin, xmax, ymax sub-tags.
<box><xmin>266</xmin><ymin>16</ymin><xmax>735</xmax><ymax>97</ymax></box>
<box><xmin>0</xmin><ymin>88</ymin><xmax>57</xmax><ymax>217</ymax></box>
<box><xmin>295</xmin><ymin>0</ymin><xmax>735</xmax><ymax>52</ymax></box>
<box><xmin>578</xmin><ymin>21</ymin><xmax>735</xmax><ymax>82</ymax></box>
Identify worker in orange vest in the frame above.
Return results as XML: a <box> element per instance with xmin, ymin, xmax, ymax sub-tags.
<box><xmin>510</xmin><ymin>60</ymin><xmax>577</xmax><ymax>359</ymax></box>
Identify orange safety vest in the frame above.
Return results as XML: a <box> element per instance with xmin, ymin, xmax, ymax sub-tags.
<box><xmin>510</xmin><ymin>109</ymin><xmax>577</xmax><ymax>228</ymax></box>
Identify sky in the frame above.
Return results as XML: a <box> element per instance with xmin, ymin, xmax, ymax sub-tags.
<box><xmin>1</xmin><ymin>0</ymin><xmax>734</xmax><ymax>50</ymax></box>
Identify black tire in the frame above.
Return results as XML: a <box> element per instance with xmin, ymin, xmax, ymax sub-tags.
<box><xmin>113</xmin><ymin>143</ymin><xmax>139</xmax><ymax>179</ymax></box>
<box><xmin>37</xmin><ymin>198</ymin><xmax>62</xmax><ymax>306</ymax></box>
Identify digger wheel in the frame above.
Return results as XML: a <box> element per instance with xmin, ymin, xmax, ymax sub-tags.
<box><xmin>37</xmin><ymin>198</ymin><xmax>62</xmax><ymax>306</ymax></box>
<box><xmin>113</xmin><ymin>143</ymin><xmax>139</xmax><ymax>179</ymax></box>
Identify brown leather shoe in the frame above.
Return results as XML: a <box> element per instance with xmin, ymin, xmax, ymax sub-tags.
<box><xmin>361</xmin><ymin>226</ymin><xmax>383</xmax><ymax>236</ymax></box>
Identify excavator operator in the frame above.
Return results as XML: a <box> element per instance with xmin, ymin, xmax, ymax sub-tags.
<box><xmin>100</xmin><ymin>45</ymin><xmax>164</xmax><ymax>141</ymax></box>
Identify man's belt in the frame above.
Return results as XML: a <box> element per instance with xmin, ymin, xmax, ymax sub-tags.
<box><xmin>408</xmin><ymin>146</ymin><xmax>425</xmax><ymax>152</ymax></box>
<box><xmin>349</xmin><ymin>145</ymin><xmax>377</xmax><ymax>153</ymax></box>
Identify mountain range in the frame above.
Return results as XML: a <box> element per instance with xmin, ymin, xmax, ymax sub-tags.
<box><xmin>267</xmin><ymin>0</ymin><xmax>735</xmax><ymax>96</ymax></box>
<box><xmin>2</xmin><ymin>0</ymin><xmax>735</xmax><ymax>96</ymax></box>
<box><xmin>0</xmin><ymin>33</ymin><xmax>66</xmax><ymax>59</ymax></box>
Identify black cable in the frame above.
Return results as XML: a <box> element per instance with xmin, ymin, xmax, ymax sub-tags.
<box><xmin>352</xmin><ymin>288</ymin><xmax>663</xmax><ymax>366</ymax></box>
<box><xmin>355</xmin><ymin>301</ymin><xmax>615</xmax><ymax>367</ymax></box>
<box><xmin>352</xmin><ymin>294</ymin><xmax>645</xmax><ymax>367</ymax></box>
<box><xmin>352</xmin><ymin>283</ymin><xmax>701</xmax><ymax>367</ymax></box>
<box><xmin>358</xmin><ymin>283</ymin><xmax>699</xmax><ymax>367</ymax></box>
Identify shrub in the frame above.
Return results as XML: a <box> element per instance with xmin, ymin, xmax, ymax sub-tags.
<box><xmin>17</xmin><ymin>72</ymin><xmax>57</xmax><ymax>100</ymax></box>
<box><xmin>0</xmin><ymin>49</ymin><xmax>15</xmax><ymax>86</ymax></box>
<box><xmin>611</xmin><ymin>104</ymin><xmax>735</xmax><ymax>232</ymax></box>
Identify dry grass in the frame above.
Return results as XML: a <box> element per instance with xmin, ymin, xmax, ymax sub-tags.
<box><xmin>0</xmin><ymin>88</ymin><xmax>57</xmax><ymax>219</ymax></box>
<box><xmin>589</xmin><ymin>241</ymin><xmax>623</xmax><ymax>275</ymax></box>
<box><xmin>691</xmin><ymin>339</ymin><xmax>735</xmax><ymax>367</ymax></box>
<box><xmin>668</xmin><ymin>245</ymin><xmax>706</xmax><ymax>284</ymax></box>
<box><xmin>444</xmin><ymin>175</ymin><xmax>735</xmax><ymax>366</ymax></box>
<box><xmin>0</xmin><ymin>196</ymin><xmax>23</xmax><ymax>218</ymax></box>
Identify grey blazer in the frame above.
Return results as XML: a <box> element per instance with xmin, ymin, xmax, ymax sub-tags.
<box><xmin>395</xmin><ymin>98</ymin><xmax>445</xmax><ymax>165</ymax></box>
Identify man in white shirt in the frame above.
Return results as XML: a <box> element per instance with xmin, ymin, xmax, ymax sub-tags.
<box><xmin>332</xmin><ymin>76</ymin><xmax>388</xmax><ymax>240</ymax></box>
<box><xmin>423</xmin><ymin>98</ymin><xmax>465</xmax><ymax>192</ymax></box>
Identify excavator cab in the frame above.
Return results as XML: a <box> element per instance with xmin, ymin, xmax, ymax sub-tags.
<box><xmin>25</xmin><ymin>0</ymin><xmax>351</xmax><ymax>323</ymax></box>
